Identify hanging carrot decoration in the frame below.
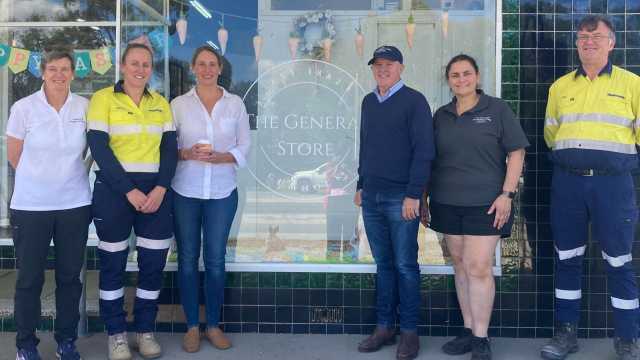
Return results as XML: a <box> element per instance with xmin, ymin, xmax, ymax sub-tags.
<box><xmin>322</xmin><ymin>38</ymin><xmax>332</xmax><ymax>62</ymax></box>
<box><xmin>354</xmin><ymin>25</ymin><xmax>364</xmax><ymax>58</ymax></box>
<box><xmin>442</xmin><ymin>11</ymin><xmax>449</xmax><ymax>38</ymax></box>
<box><xmin>288</xmin><ymin>32</ymin><xmax>300</xmax><ymax>60</ymax></box>
<box><xmin>218</xmin><ymin>19</ymin><xmax>228</xmax><ymax>55</ymax></box>
<box><xmin>406</xmin><ymin>12</ymin><xmax>416</xmax><ymax>49</ymax></box>
<box><xmin>253</xmin><ymin>32</ymin><xmax>263</xmax><ymax>63</ymax></box>
<box><xmin>176</xmin><ymin>9</ymin><xmax>187</xmax><ymax>45</ymax></box>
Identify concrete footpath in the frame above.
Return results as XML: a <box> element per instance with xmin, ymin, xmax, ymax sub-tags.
<box><xmin>0</xmin><ymin>332</ymin><xmax>618</xmax><ymax>360</ymax></box>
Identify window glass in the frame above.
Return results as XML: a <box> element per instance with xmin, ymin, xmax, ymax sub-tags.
<box><xmin>0</xmin><ymin>0</ymin><xmax>116</xmax><ymax>22</ymax></box>
<box><xmin>412</xmin><ymin>0</ymin><xmax>485</xmax><ymax>10</ymax></box>
<box><xmin>167</xmin><ymin>0</ymin><xmax>498</xmax><ymax>268</ymax></box>
<box><xmin>270</xmin><ymin>0</ymin><xmax>381</xmax><ymax>11</ymax></box>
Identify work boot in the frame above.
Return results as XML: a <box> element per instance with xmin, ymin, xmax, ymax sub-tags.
<box><xmin>540</xmin><ymin>323</ymin><xmax>578</xmax><ymax>360</ymax></box>
<box><xmin>614</xmin><ymin>338</ymin><xmax>640</xmax><ymax>360</ymax></box>
<box><xmin>442</xmin><ymin>327</ymin><xmax>473</xmax><ymax>355</ymax></box>
<box><xmin>56</xmin><ymin>339</ymin><xmax>82</xmax><ymax>360</ymax></box>
<box><xmin>108</xmin><ymin>333</ymin><xmax>132</xmax><ymax>360</ymax></box>
<box><xmin>182</xmin><ymin>327</ymin><xmax>200</xmax><ymax>353</ymax></box>
<box><xmin>136</xmin><ymin>333</ymin><xmax>162</xmax><ymax>359</ymax></box>
<box><xmin>396</xmin><ymin>331</ymin><xmax>419</xmax><ymax>360</ymax></box>
<box><xmin>16</xmin><ymin>347</ymin><xmax>41</xmax><ymax>360</ymax></box>
<box><xmin>206</xmin><ymin>327</ymin><xmax>232</xmax><ymax>350</ymax></box>
<box><xmin>357</xmin><ymin>326</ymin><xmax>396</xmax><ymax>353</ymax></box>
<box><xmin>471</xmin><ymin>336</ymin><xmax>492</xmax><ymax>360</ymax></box>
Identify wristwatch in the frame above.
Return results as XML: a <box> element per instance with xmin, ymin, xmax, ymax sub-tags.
<box><xmin>501</xmin><ymin>190</ymin><xmax>516</xmax><ymax>199</ymax></box>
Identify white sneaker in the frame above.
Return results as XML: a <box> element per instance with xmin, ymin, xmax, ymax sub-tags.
<box><xmin>108</xmin><ymin>333</ymin><xmax>132</xmax><ymax>360</ymax></box>
<box><xmin>136</xmin><ymin>333</ymin><xmax>162</xmax><ymax>359</ymax></box>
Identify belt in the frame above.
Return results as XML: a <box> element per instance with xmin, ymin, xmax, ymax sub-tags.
<box><xmin>558</xmin><ymin>166</ymin><xmax>626</xmax><ymax>176</ymax></box>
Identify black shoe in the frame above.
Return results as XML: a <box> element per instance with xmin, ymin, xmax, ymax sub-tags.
<box><xmin>396</xmin><ymin>331</ymin><xmax>419</xmax><ymax>360</ymax></box>
<box><xmin>540</xmin><ymin>323</ymin><xmax>578</xmax><ymax>360</ymax></box>
<box><xmin>471</xmin><ymin>336</ymin><xmax>492</xmax><ymax>360</ymax></box>
<box><xmin>56</xmin><ymin>339</ymin><xmax>82</xmax><ymax>360</ymax></box>
<box><xmin>614</xmin><ymin>338</ymin><xmax>640</xmax><ymax>360</ymax></box>
<box><xmin>357</xmin><ymin>326</ymin><xmax>396</xmax><ymax>353</ymax></box>
<box><xmin>16</xmin><ymin>347</ymin><xmax>41</xmax><ymax>360</ymax></box>
<box><xmin>442</xmin><ymin>328</ymin><xmax>473</xmax><ymax>355</ymax></box>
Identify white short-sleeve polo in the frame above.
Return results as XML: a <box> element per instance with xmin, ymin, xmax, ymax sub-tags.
<box><xmin>6</xmin><ymin>88</ymin><xmax>92</xmax><ymax>210</ymax></box>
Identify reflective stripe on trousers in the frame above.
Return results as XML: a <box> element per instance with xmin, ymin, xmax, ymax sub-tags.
<box><xmin>551</xmin><ymin>167</ymin><xmax>639</xmax><ymax>339</ymax></box>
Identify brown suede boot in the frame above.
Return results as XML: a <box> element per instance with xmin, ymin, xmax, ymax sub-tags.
<box><xmin>358</xmin><ymin>326</ymin><xmax>396</xmax><ymax>353</ymax></box>
<box><xmin>182</xmin><ymin>327</ymin><xmax>200</xmax><ymax>353</ymax></box>
<box><xmin>396</xmin><ymin>331</ymin><xmax>420</xmax><ymax>360</ymax></box>
<box><xmin>206</xmin><ymin>327</ymin><xmax>232</xmax><ymax>350</ymax></box>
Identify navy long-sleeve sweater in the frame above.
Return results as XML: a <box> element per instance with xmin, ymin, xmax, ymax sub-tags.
<box><xmin>356</xmin><ymin>85</ymin><xmax>435</xmax><ymax>199</ymax></box>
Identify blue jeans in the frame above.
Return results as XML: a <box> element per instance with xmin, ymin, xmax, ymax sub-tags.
<box><xmin>361</xmin><ymin>190</ymin><xmax>420</xmax><ymax>332</ymax></box>
<box><xmin>173</xmin><ymin>190</ymin><xmax>238</xmax><ymax>328</ymax></box>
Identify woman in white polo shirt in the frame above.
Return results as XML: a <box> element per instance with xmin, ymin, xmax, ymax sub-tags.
<box><xmin>6</xmin><ymin>50</ymin><xmax>91</xmax><ymax>360</ymax></box>
<box><xmin>171</xmin><ymin>46</ymin><xmax>250</xmax><ymax>353</ymax></box>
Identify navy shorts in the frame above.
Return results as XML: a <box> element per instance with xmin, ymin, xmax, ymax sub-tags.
<box><xmin>429</xmin><ymin>201</ymin><xmax>513</xmax><ymax>237</ymax></box>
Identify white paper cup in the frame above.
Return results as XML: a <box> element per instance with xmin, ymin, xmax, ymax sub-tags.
<box><xmin>196</xmin><ymin>139</ymin><xmax>212</xmax><ymax>153</ymax></box>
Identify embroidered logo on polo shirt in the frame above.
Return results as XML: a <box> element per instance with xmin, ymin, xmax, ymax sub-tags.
<box><xmin>472</xmin><ymin>116</ymin><xmax>492</xmax><ymax>124</ymax></box>
<box><xmin>68</xmin><ymin>118</ymin><xmax>85</xmax><ymax>123</ymax></box>
<box><xmin>148</xmin><ymin>108</ymin><xmax>163</xmax><ymax>113</ymax></box>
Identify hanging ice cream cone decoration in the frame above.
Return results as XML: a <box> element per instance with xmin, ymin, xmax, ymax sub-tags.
<box><xmin>442</xmin><ymin>11</ymin><xmax>449</xmax><ymax>38</ymax></box>
<box><xmin>406</xmin><ymin>13</ymin><xmax>416</xmax><ymax>49</ymax></box>
<box><xmin>176</xmin><ymin>11</ymin><xmax>188</xmax><ymax>45</ymax></box>
<box><xmin>322</xmin><ymin>38</ymin><xmax>333</xmax><ymax>62</ymax></box>
<box><xmin>129</xmin><ymin>34</ymin><xmax>153</xmax><ymax>51</ymax></box>
<box><xmin>288</xmin><ymin>32</ymin><xmax>300</xmax><ymax>60</ymax></box>
<box><xmin>354</xmin><ymin>25</ymin><xmax>364</xmax><ymax>58</ymax></box>
<box><xmin>253</xmin><ymin>33</ymin><xmax>263</xmax><ymax>63</ymax></box>
<box><xmin>218</xmin><ymin>20</ymin><xmax>228</xmax><ymax>55</ymax></box>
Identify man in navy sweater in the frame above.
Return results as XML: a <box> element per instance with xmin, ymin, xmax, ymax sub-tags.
<box><xmin>354</xmin><ymin>45</ymin><xmax>435</xmax><ymax>360</ymax></box>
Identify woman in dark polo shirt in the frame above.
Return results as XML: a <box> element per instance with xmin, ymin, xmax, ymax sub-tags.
<box><xmin>430</xmin><ymin>54</ymin><xmax>528</xmax><ymax>360</ymax></box>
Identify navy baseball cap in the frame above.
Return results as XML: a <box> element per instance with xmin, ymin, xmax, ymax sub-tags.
<box><xmin>367</xmin><ymin>45</ymin><xmax>403</xmax><ymax>65</ymax></box>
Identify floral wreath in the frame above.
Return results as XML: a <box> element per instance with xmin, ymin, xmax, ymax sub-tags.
<box><xmin>292</xmin><ymin>10</ymin><xmax>336</xmax><ymax>58</ymax></box>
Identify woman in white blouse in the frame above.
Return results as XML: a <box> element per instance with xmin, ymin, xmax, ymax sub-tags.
<box><xmin>171</xmin><ymin>46</ymin><xmax>251</xmax><ymax>353</ymax></box>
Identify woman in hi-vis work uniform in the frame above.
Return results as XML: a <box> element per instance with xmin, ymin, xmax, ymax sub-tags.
<box><xmin>7</xmin><ymin>49</ymin><xmax>91</xmax><ymax>360</ymax></box>
<box><xmin>171</xmin><ymin>45</ymin><xmax>250</xmax><ymax>353</ymax></box>
<box><xmin>87</xmin><ymin>43</ymin><xmax>177</xmax><ymax>360</ymax></box>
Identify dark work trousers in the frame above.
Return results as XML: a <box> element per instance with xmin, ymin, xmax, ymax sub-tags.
<box><xmin>11</xmin><ymin>206</ymin><xmax>91</xmax><ymax>350</ymax></box>
<box><xmin>552</xmin><ymin>168</ymin><xmax>639</xmax><ymax>339</ymax></box>
<box><xmin>93</xmin><ymin>176</ymin><xmax>173</xmax><ymax>335</ymax></box>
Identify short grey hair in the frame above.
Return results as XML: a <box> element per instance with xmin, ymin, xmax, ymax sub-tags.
<box><xmin>576</xmin><ymin>15</ymin><xmax>615</xmax><ymax>38</ymax></box>
<box><xmin>40</xmin><ymin>49</ymin><xmax>75</xmax><ymax>72</ymax></box>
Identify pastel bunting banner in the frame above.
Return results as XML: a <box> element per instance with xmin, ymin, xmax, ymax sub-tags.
<box><xmin>8</xmin><ymin>48</ymin><xmax>30</xmax><ymax>74</ymax></box>
<box><xmin>0</xmin><ymin>44</ymin><xmax>10</xmax><ymax>66</ymax></box>
<box><xmin>74</xmin><ymin>51</ymin><xmax>91</xmax><ymax>78</ymax></box>
<box><xmin>89</xmin><ymin>47</ymin><xmax>112</xmax><ymax>75</ymax></box>
<box><xmin>27</xmin><ymin>52</ymin><xmax>42</xmax><ymax>78</ymax></box>
<box><xmin>148</xmin><ymin>30</ymin><xmax>164</xmax><ymax>53</ymax></box>
<box><xmin>0</xmin><ymin>44</ymin><xmax>118</xmax><ymax>75</ymax></box>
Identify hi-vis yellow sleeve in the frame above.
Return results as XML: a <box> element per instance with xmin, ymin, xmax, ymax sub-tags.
<box><xmin>632</xmin><ymin>78</ymin><xmax>640</xmax><ymax>146</ymax></box>
<box><xmin>87</xmin><ymin>88</ymin><xmax>110</xmax><ymax>133</ymax></box>
<box><xmin>161</xmin><ymin>98</ymin><xmax>175</xmax><ymax>132</ymax></box>
<box><xmin>544</xmin><ymin>84</ymin><xmax>559</xmax><ymax>149</ymax></box>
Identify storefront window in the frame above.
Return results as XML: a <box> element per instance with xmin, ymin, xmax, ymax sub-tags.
<box><xmin>0</xmin><ymin>0</ymin><xmax>117</xmax><ymax>22</ymax></box>
<box><xmin>0</xmin><ymin>0</ymin><xmax>501</xmax><ymax>272</ymax></box>
<box><xmin>166</xmin><ymin>0</ymin><xmax>499</xmax><ymax>270</ymax></box>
